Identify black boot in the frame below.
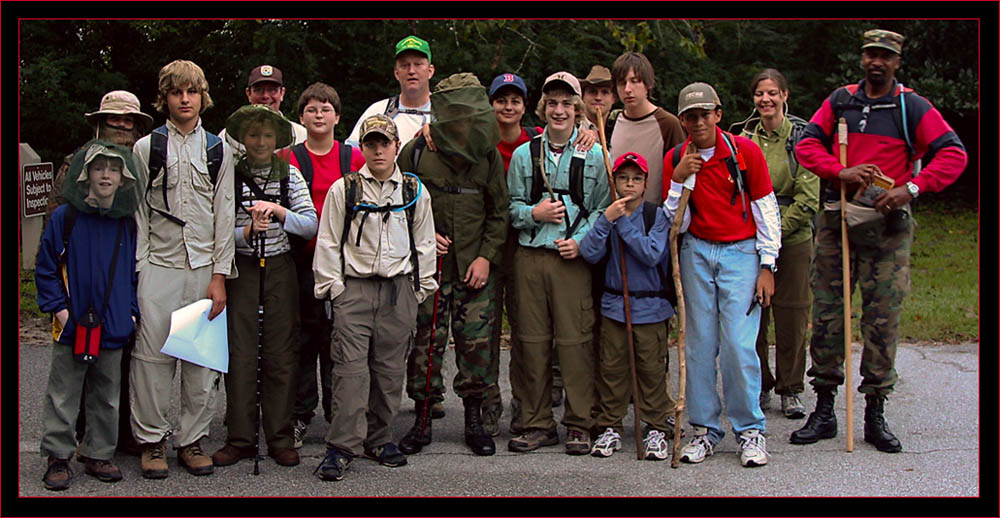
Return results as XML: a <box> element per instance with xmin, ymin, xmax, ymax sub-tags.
<box><xmin>463</xmin><ymin>398</ymin><xmax>496</xmax><ymax>456</ymax></box>
<box><xmin>864</xmin><ymin>395</ymin><xmax>902</xmax><ymax>453</ymax></box>
<box><xmin>399</xmin><ymin>402</ymin><xmax>432</xmax><ymax>455</ymax></box>
<box><xmin>790</xmin><ymin>387</ymin><xmax>838</xmax><ymax>444</ymax></box>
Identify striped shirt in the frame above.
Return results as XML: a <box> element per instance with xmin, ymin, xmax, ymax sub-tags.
<box><xmin>233</xmin><ymin>164</ymin><xmax>318</xmax><ymax>257</ymax></box>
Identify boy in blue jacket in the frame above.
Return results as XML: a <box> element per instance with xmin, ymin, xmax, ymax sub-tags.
<box><xmin>579</xmin><ymin>151</ymin><xmax>676</xmax><ymax>460</ymax></box>
<box><xmin>35</xmin><ymin>140</ymin><xmax>141</xmax><ymax>490</ymax></box>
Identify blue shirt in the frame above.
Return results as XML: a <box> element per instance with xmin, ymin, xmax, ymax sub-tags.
<box><xmin>579</xmin><ymin>204</ymin><xmax>675</xmax><ymax>324</ymax></box>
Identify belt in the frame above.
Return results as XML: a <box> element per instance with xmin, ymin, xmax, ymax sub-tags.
<box><xmin>425</xmin><ymin>180</ymin><xmax>481</xmax><ymax>195</ymax></box>
<box><xmin>688</xmin><ymin>232</ymin><xmax>753</xmax><ymax>246</ymax></box>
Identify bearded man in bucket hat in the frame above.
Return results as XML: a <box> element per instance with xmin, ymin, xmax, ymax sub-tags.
<box><xmin>43</xmin><ymin>89</ymin><xmax>153</xmax><ymax>460</ymax></box>
<box><xmin>790</xmin><ymin>29</ymin><xmax>967</xmax><ymax>453</ymax></box>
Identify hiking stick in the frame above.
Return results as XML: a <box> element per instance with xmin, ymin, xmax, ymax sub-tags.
<box><xmin>420</xmin><ymin>229</ymin><xmax>447</xmax><ymax>440</ymax></box>
<box><xmin>595</xmin><ymin>107</ymin><xmax>643</xmax><ymax>460</ymax></box>
<box><xmin>254</xmin><ymin>227</ymin><xmax>266</xmax><ymax>475</ymax></box>
<box><xmin>669</xmin><ymin>187</ymin><xmax>691</xmax><ymax>468</ymax></box>
<box><xmin>838</xmin><ymin>117</ymin><xmax>854</xmax><ymax>453</ymax></box>
<box><xmin>536</xmin><ymin>135</ymin><xmax>572</xmax><ymax>238</ymax></box>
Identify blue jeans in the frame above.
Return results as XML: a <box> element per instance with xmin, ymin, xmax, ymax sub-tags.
<box><xmin>680</xmin><ymin>235</ymin><xmax>766</xmax><ymax>443</ymax></box>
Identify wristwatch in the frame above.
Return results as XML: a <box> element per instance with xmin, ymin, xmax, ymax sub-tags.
<box><xmin>761</xmin><ymin>263</ymin><xmax>777</xmax><ymax>273</ymax></box>
<box><xmin>905</xmin><ymin>181</ymin><xmax>920</xmax><ymax>199</ymax></box>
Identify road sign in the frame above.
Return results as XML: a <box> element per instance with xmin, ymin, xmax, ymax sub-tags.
<box><xmin>22</xmin><ymin>162</ymin><xmax>53</xmax><ymax>218</ymax></box>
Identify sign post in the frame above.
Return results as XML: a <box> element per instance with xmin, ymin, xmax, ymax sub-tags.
<box><xmin>20</xmin><ymin>143</ymin><xmax>51</xmax><ymax>270</ymax></box>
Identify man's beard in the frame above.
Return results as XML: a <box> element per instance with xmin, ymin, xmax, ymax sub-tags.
<box><xmin>98</xmin><ymin>123</ymin><xmax>139</xmax><ymax>147</ymax></box>
<box><xmin>865</xmin><ymin>68</ymin><xmax>889</xmax><ymax>88</ymax></box>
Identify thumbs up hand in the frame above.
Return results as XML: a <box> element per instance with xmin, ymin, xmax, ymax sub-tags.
<box><xmin>672</xmin><ymin>143</ymin><xmax>703</xmax><ymax>183</ymax></box>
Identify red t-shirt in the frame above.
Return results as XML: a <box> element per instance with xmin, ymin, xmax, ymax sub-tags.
<box><xmin>285</xmin><ymin>141</ymin><xmax>365</xmax><ymax>250</ymax></box>
<box><xmin>496</xmin><ymin>126</ymin><xmax>543</xmax><ymax>173</ymax></box>
<box><xmin>662</xmin><ymin>128</ymin><xmax>773</xmax><ymax>242</ymax></box>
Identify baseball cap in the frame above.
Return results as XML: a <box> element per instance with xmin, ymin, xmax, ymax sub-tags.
<box><xmin>677</xmin><ymin>82</ymin><xmax>721</xmax><ymax>115</ymax></box>
<box><xmin>359</xmin><ymin>114</ymin><xmax>399</xmax><ymax>142</ymax></box>
<box><xmin>488</xmin><ymin>73</ymin><xmax>528</xmax><ymax>99</ymax></box>
<box><xmin>579</xmin><ymin>65</ymin><xmax>613</xmax><ymax>88</ymax></box>
<box><xmin>248</xmin><ymin>65</ymin><xmax>284</xmax><ymax>88</ymax></box>
<box><xmin>862</xmin><ymin>29</ymin><xmax>904</xmax><ymax>55</ymax></box>
<box><xmin>613</xmin><ymin>151</ymin><xmax>649</xmax><ymax>175</ymax></box>
<box><xmin>395</xmin><ymin>35</ymin><xmax>432</xmax><ymax>62</ymax></box>
<box><xmin>541</xmin><ymin>71</ymin><xmax>581</xmax><ymax>97</ymax></box>
<box><xmin>84</xmin><ymin>90</ymin><xmax>154</xmax><ymax>132</ymax></box>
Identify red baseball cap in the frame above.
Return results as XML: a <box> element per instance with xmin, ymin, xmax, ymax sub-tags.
<box><xmin>613</xmin><ymin>151</ymin><xmax>649</xmax><ymax>175</ymax></box>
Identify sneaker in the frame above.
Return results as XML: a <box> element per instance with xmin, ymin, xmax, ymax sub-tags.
<box><xmin>738</xmin><ymin>429</ymin><xmax>769</xmax><ymax>467</ymax></box>
<box><xmin>314</xmin><ymin>447</ymin><xmax>352</xmax><ymax>481</ymax></box>
<box><xmin>363</xmin><ymin>442</ymin><xmax>407</xmax><ymax>467</ymax></box>
<box><xmin>759</xmin><ymin>390</ymin><xmax>772</xmax><ymax>411</ymax></box>
<box><xmin>84</xmin><ymin>458</ymin><xmax>123</xmax><ymax>483</ymax></box>
<box><xmin>642</xmin><ymin>429</ymin><xmax>669</xmax><ymax>461</ymax></box>
<box><xmin>140</xmin><ymin>440</ymin><xmax>169</xmax><ymax>479</ymax></box>
<box><xmin>42</xmin><ymin>457</ymin><xmax>73</xmax><ymax>491</ymax></box>
<box><xmin>663</xmin><ymin>415</ymin><xmax>686</xmax><ymax>440</ymax></box>
<box><xmin>177</xmin><ymin>440</ymin><xmax>214</xmax><ymax>476</ymax></box>
<box><xmin>781</xmin><ymin>394</ymin><xmax>806</xmax><ymax>419</ymax></box>
<box><xmin>482</xmin><ymin>403</ymin><xmax>502</xmax><ymax>437</ymax></box>
<box><xmin>679</xmin><ymin>431</ymin><xmax>715</xmax><ymax>464</ymax></box>
<box><xmin>507</xmin><ymin>429</ymin><xmax>559</xmax><ymax>453</ymax></box>
<box><xmin>564</xmin><ymin>430</ymin><xmax>591</xmax><ymax>455</ymax></box>
<box><xmin>293</xmin><ymin>419</ymin><xmax>308</xmax><ymax>449</ymax></box>
<box><xmin>590</xmin><ymin>428</ymin><xmax>622</xmax><ymax>458</ymax></box>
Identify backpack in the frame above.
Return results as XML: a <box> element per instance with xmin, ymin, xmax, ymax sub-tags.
<box><xmin>670</xmin><ymin>131</ymin><xmax>750</xmax><ymax>220</ymax></box>
<box><xmin>146</xmin><ymin>124</ymin><xmax>223</xmax><ymax>226</ymax></box>
<box><xmin>603</xmin><ymin>108</ymin><xmax>623</xmax><ymax>144</ymax></box>
<box><xmin>528</xmin><ymin>134</ymin><xmax>589</xmax><ymax>239</ymax></box>
<box><xmin>383</xmin><ymin>94</ymin><xmax>433</xmax><ymax>119</ymax></box>
<box><xmin>340</xmin><ymin>171</ymin><xmax>423</xmax><ymax>293</ymax></box>
<box><xmin>599</xmin><ymin>201</ymin><xmax>678</xmax><ymax>308</ymax></box>
<box><xmin>785</xmin><ymin>114</ymin><xmax>809</xmax><ymax>178</ymax></box>
<box><xmin>831</xmin><ymin>82</ymin><xmax>916</xmax><ymax>163</ymax></box>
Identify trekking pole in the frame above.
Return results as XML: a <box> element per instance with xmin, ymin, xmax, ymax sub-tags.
<box><xmin>838</xmin><ymin>117</ymin><xmax>854</xmax><ymax>453</ymax></box>
<box><xmin>253</xmin><ymin>222</ymin><xmax>267</xmax><ymax>475</ymax></box>
<box><xmin>668</xmin><ymin>186</ymin><xmax>691</xmax><ymax>468</ymax></box>
<box><xmin>420</xmin><ymin>225</ymin><xmax>447</xmax><ymax>441</ymax></box>
<box><xmin>595</xmin><ymin>107</ymin><xmax>643</xmax><ymax>460</ymax></box>
<box><xmin>536</xmin><ymin>137</ymin><xmax>572</xmax><ymax>237</ymax></box>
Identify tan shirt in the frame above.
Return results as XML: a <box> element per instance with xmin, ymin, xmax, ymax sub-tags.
<box><xmin>312</xmin><ymin>164</ymin><xmax>437</xmax><ymax>303</ymax></box>
<box><xmin>133</xmin><ymin>118</ymin><xmax>236</xmax><ymax>276</ymax></box>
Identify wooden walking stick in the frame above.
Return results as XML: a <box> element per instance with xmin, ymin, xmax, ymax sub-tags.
<box><xmin>595</xmin><ymin>107</ymin><xmax>643</xmax><ymax>460</ymax></box>
<box><xmin>838</xmin><ymin>117</ymin><xmax>854</xmax><ymax>453</ymax></box>
<box><xmin>669</xmin><ymin>180</ymin><xmax>692</xmax><ymax>469</ymax></box>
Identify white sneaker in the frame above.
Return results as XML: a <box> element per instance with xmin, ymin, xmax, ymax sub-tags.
<box><xmin>642</xmin><ymin>429</ymin><xmax>669</xmax><ymax>461</ymax></box>
<box><xmin>738</xmin><ymin>429</ymin><xmax>769</xmax><ymax>467</ymax></box>
<box><xmin>679</xmin><ymin>429</ymin><xmax>714</xmax><ymax>464</ymax></box>
<box><xmin>293</xmin><ymin>419</ymin><xmax>308</xmax><ymax>449</ymax></box>
<box><xmin>590</xmin><ymin>428</ymin><xmax>622</xmax><ymax>458</ymax></box>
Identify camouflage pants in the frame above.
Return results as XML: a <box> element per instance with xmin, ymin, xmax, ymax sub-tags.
<box><xmin>406</xmin><ymin>272</ymin><xmax>498</xmax><ymax>403</ymax></box>
<box><xmin>808</xmin><ymin>209</ymin><xmax>913</xmax><ymax>397</ymax></box>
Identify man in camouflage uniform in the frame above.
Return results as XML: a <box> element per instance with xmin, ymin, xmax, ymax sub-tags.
<box><xmin>791</xmin><ymin>29</ymin><xmax>967</xmax><ymax>452</ymax></box>
<box><xmin>396</xmin><ymin>73</ymin><xmax>508</xmax><ymax>457</ymax></box>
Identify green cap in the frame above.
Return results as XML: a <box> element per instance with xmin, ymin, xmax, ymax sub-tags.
<box><xmin>395</xmin><ymin>35</ymin><xmax>431</xmax><ymax>62</ymax></box>
<box><xmin>862</xmin><ymin>29</ymin><xmax>904</xmax><ymax>55</ymax></box>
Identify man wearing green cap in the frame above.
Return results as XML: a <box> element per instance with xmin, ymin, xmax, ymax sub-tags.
<box><xmin>394</xmin><ymin>72</ymin><xmax>508</xmax><ymax>457</ymax></box>
<box><xmin>791</xmin><ymin>28</ymin><xmax>967</xmax><ymax>453</ymax></box>
<box><xmin>346</xmin><ymin>35</ymin><xmax>435</xmax><ymax>151</ymax></box>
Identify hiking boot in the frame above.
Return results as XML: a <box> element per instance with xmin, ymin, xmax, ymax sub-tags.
<box><xmin>84</xmin><ymin>458</ymin><xmax>123</xmax><ymax>482</ymax></box>
<box><xmin>431</xmin><ymin>401</ymin><xmax>446</xmax><ymax>419</ymax></box>
<box><xmin>679</xmin><ymin>429</ymin><xmax>715</xmax><ymax>464</ymax></box>
<box><xmin>116</xmin><ymin>436</ymin><xmax>142</xmax><ymax>457</ymax></box>
<box><xmin>591</xmin><ymin>428</ymin><xmax>622</xmax><ymax>458</ymax></box>
<box><xmin>481</xmin><ymin>402</ymin><xmax>503</xmax><ymax>437</ymax></box>
<box><xmin>364</xmin><ymin>442</ymin><xmax>408</xmax><ymax>467</ymax></box>
<box><xmin>140</xmin><ymin>440</ymin><xmax>169</xmax><ymax>479</ymax></box>
<box><xmin>643</xmin><ymin>429</ymin><xmax>669</xmax><ymax>461</ymax></box>
<box><xmin>551</xmin><ymin>386</ymin><xmax>564</xmax><ymax>408</ymax></box>
<box><xmin>399</xmin><ymin>405</ymin><xmax>432</xmax><ymax>455</ymax></box>
<box><xmin>663</xmin><ymin>415</ymin><xmax>686</xmax><ymax>440</ymax></box>
<box><xmin>565</xmin><ymin>429</ymin><xmax>591</xmax><ymax>455</ymax></box>
<box><xmin>293</xmin><ymin>419</ymin><xmax>308</xmax><ymax>449</ymax></box>
<box><xmin>314</xmin><ymin>447</ymin><xmax>352</xmax><ymax>481</ymax></box>
<box><xmin>738</xmin><ymin>429</ymin><xmax>769</xmax><ymax>467</ymax></box>
<box><xmin>464</xmin><ymin>398</ymin><xmax>496</xmax><ymax>456</ymax></box>
<box><xmin>268</xmin><ymin>447</ymin><xmax>300</xmax><ymax>466</ymax></box>
<box><xmin>212</xmin><ymin>443</ymin><xmax>256</xmax><ymax>466</ymax></box>
<box><xmin>782</xmin><ymin>394</ymin><xmax>807</xmax><ymax>419</ymax></box>
<box><xmin>864</xmin><ymin>395</ymin><xmax>902</xmax><ymax>453</ymax></box>
<box><xmin>790</xmin><ymin>388</ymin><xmax>838</xmax><ymax>444</ymax></box>
<box><xmin>759</xmin><ymin>390</ymin><xmax>772</xmax><ymax>411</ymax></box>
<box><xmin>177</xmin><ymin>440</ymin><xmax>214</xmax><ymax>476</ymax></box>
<box><xmin>507</xmin><ymin>428</ymin><xmax>559</xmax><ymax>453</ymax></box>
<box><xmin>509</xmin><ymin>398</ymin><xmax>524</xmax><ymax>435</ymax></box>
<box><xmin>42</xmin><ymin>457</ymin><xmax>73</xmax><ymax>491</ymax></box>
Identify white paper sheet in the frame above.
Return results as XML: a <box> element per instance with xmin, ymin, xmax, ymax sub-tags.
<box><xmin>160</xmin><ymin>299</ymin><xmax>229</xmax><ymax>373</ymax></box>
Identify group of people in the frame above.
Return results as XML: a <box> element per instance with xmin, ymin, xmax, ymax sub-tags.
<box><xmin>34</xmin><ymin>29</ymin><xmax>967</xmax><ymax>490</ymax></box>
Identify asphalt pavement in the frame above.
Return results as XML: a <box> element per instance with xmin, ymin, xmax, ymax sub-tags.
<box><xmin>16</xmin><ymin>338</ymin><xmax>980</xmax><ymax>503</ymax></box>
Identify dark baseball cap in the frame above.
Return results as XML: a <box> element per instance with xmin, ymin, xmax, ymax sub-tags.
<box><xmin>488</xmin><ymin>73</ymin><xmax>528</xmax><ymax>99</ymax></box>
<box><xmin>248</xmin><ymin>65</ymin><xmax>283</xmax><ymax>88</ymax></box>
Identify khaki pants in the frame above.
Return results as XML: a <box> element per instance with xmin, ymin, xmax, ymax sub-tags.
<box><xmin>131</xmin><ymin>263</ymin><xmax>222</xmax><ymax>448</ymax></box>
<box><xmin>224</xmin><ymin>253</ymin><xmax>300</xmax><ymax>450</ymax></box>
<box><xmin>512</xmin><ymin>246</ymin><xmax>595</xmax><ymax>434</ymax></box>
<box><xmin>756</xmin><ymin>239</ymin><xmax>813</xmax><ymax>395</ymax></box>
<box><xmin>324</xmin><ymin>276</ymin><xmax>417</xmax><ymax>456</ymax></box>
<box><xmin>593</xmin><ymin>318</ymin><xmax>673</xmax><ymax>433</ymax></box>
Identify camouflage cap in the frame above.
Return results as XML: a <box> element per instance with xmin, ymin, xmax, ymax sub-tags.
<box><xmin>862</xmin><ymin>29</ymin><xmax>904</xmax><ymax>55</ymax></box>
<box><xmin>359</xmin><ymin>113</ymin><xmax>399</xmax><ymax>142</ymax></box>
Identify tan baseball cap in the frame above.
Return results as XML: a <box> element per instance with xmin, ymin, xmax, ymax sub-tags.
<box><xmin>542</xmin><ymin>71</ymin><xmax>581</xmax><ymax>96</ymax></box>
<box><xmin>359</xmin><ymin>114</ymin><xmax>399</xmax><ymax>142</ymax></box>
<box><xmin>677</xmin><ymin>82</ymin><xmax>721</xmax><ymax>115</ymax></box>
<box><xmin>84</xmin><ymin>90</ymin><xmax>154</xmax><ymax>132</ymax></box>
<box><xmin>580</xmin><ymin>65</ymin><xmax>613</xmax><ymax>88</ymax></box>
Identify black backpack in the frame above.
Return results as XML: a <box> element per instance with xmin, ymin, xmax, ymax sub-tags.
<box><xmin>528</xmin><ymin>134</ymin><xmax>588</xmax><ymax>239</ymax></box>
<box><xmin>146</xmin><ymin>125</ymin><xmax>223</xmax><ymax>226</ymax></box>
<box><xmin>785</xmin><ymin>114</ymin><xmax>809</xmax><ymax>178</ymax></box>
<box><xmin>599</xmin><ymin>202</ymin><xmax>678</xmax><ymax>308</ymax></box>
<box><xmin>669</xmin><ymin>131</ymin><xmax>750</xmax><ymax>220</ymax></box>
<box><xmin>831</xmin><ymin>83</ymin><xmax>916</xmax><ymax>162</ymax></box>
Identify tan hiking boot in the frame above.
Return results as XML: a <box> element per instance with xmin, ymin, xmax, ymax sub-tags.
<box><xmin>177</xmin><ymin>440</ymin><xmax>214</xmax><ymax>476</ymax></box>
<box><xmin>140</xmin><ymin>440</ymin><xmax>168</xmax><ymax>479</ymax></box>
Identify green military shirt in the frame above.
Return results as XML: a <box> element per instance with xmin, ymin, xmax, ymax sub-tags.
<box><xmin>742</xmin><ymin>117</ymin><xmax>820</xmax><ymax>246</ymax></box>
<box><xmin>397</xmin><ymin>139</ymin><xmax>509</xmax><ymax>282</ymax></box>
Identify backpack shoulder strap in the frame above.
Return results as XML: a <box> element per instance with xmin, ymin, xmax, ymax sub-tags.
<box><xmin>605</xmin><ymin>108</ymin><xmax>623</xmax><ymax>142</ymax></box>
<box><xmin>524</xmin><ymin>126</ymin><xmax>540</xmax><ymax>139</ymax></box>
<box><xmin>383</xmin><ymin>95</ymin><xmax>400</xmax><ymax>119</ymax></box>
<box><xmin>338</xmin><ymin>140</ymin><xmax>353</xmax><ymax>177</ymax></box>
<box><xmin>785</xmin><ymin>114</ymin><xmax>809</xmax><ymax>178</ymax></box>
<box><xmin>339</xmin><ymin>172</ymin><xmax>362</xmax><ymax>272</ymax></box>
<box><xmin>205</xmin><ymin>131</ymin><xmax>223</xmax><ymax>185</ymax></box>
<box><xmin>528</xmin><ymin>134</ymin><xmax>545</xmax><ymax>203</ymax></box>
<box><xmin>670</xmin><ymin>142</ymin><xmax>685</xmax><ymax>169</ymax></box>
<box><xmin>291</xmin><ymin>143</ymin><xmax>314</xmax><ymax>186</ymax></box>
<box><xmin>147</xmin><ymin>125</ymin><xmax>169</xmax><ymax>190</ymax></box>
<box><xmin>61</xmin><ymin>204</ymin><xmax>78</xmax><ymax>257</ymax></box>
<box><xmin>641</xmin><ymin>201</ymin><xmax>658</xmax><ymax>236</ymax></box>
<box><xmin>410</xmin><ymin>135</ymin><xmax>427</xmax><ymax>171</ymax></box>
<box><xmin>401</xmin><ymin>172</ymin><xmax>421</xmax><ymax>294</ymax></box>
<box><xmin>568</xmin><ymin>151</ymin><xmax>586</xmax><ymax>208</ymax></box>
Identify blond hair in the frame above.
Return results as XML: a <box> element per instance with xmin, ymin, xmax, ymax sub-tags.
<box><xmin>535</xmin><ymin>90</ymin><xmax>587</xmax><ymax>126</ymax></box>
<box><xmin>154</xmin><ymin>60</ymin><xmax>214</xmax><ymax>114</ymax></box>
